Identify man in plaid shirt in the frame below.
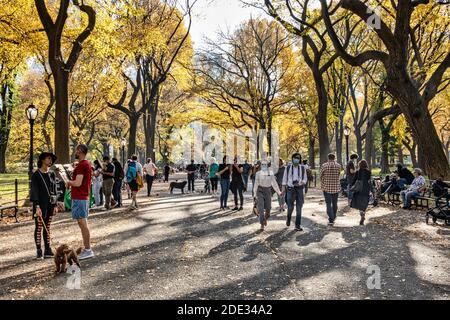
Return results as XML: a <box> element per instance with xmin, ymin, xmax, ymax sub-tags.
<box><xmin>320</xmin><ymin>153</ymin><xmax>342</xmax><ymax>226</ymax></box>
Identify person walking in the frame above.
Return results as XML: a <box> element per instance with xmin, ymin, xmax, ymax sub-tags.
<box><xmin>124</xmin><ymin>155</ymin><xmax>143</xmax><ymax>210</ymax></box>
<box><xmin>251</xmin><ymin>160</ymin><xmax>261</xmax><ymax>193</ymax></box>
<box><xmin>163</xmin><ymin>163</ymin><xmax>171</xmax><ymax>183</ymax></box>
<box><xmin>282</xmin><ymin>153</ymin><xmax>308</xmax><ymax>231</ymax></box>
<box><xmin>253</xmin><ymin>160</ymin><xmax>282</xmax><ymax>231</ymax></box>
<box><xmin>92</xmin><ymin>160</ymin><xmax>103</xmax><ymax>207</ymax></box>
<box><xmin>112</xmin><ymin>158</ymin><xmax>124</xmax><ymax>208</ymax></box>
<box><xmin>65</xmin><ymin>144</ymin><xmax>94</xmax><ymax>260</ymax></box>
<box><xmin>275</xmin><ymin>158</ymin><xmax>286</xmax><ymax>212</ymax></box>
<box><xmin>186</xmin><ymin>160</ymin><xmax>197</xmax><ymax>193</ymax></box>
<box><xmin>320</xmin><ymin>153</ymin><xmax>342</xmax><ymax>226</ymax></box>
<box><xmin>230</xmin><ymin>157</ymin><xmax>244</xmax><ymax>211</ymax></box>
<box><xmin>102</xmin><ymin>156</ymin><xmax>117</xmax><ymax>211</ymax></box>
<box><xmin>209</xmin><ymin>157</ymin><xmax>219</xmax><ymax>196</ymax></box>
<box><xmin>346</xmin><ymin>154</ymin><xmax>358</xmax><ymax>205</ymax></box>
<box><xmin>242</xmin><ymin>160</ymin><xmax>252</xmax><ymax>192</ymax></box>
<box><xmin>144</xmin><ymin>158</ymin><xmax>157</xmax><ymax>197</ymax></box>
<box><xmin>400</xmin><ymin>168</ymin><xmax>426</xmax><ymax>210</ymax></box>
<box><xmin>217</xmin><ymin>156</ymin><xmax>231</xmax><ymax>210</ymax></box>
<box><xmin>350</xmin><ymin>160</ymin><xmax>372</xmax><ymax>225</ymax></box>
<box><xmin>30</xmin><ymin>152</ymin><xmax>63</xmax><ymax>259</ymax></box>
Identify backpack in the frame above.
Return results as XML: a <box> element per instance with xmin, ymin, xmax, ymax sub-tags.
<box><xmin>126</xmin><ymin>162</ymin><xmax>137</xmax><ymax>183</ymax></box>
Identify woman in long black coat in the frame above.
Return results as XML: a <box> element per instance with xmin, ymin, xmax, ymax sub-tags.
<box><xmin>350</xmin><ymin>160</ymin><xmax>372</xmax><ymax>225</ymax></box>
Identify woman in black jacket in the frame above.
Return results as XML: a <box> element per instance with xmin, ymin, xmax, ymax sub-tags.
<box><xmin>30</xmin><ymin>152</ymin><xmax>62</xmax><ymax>259</ymax></box>
<box><xmin>350</xmin><ymin>160</ymin><xmax>372</xmax><ymax>226</ymax></box>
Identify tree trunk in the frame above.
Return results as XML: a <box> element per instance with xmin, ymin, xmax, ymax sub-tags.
<box><xmin>386</xmin><ymin>70</ymin><xmax>450</xmax><ymax>179</ymax></box>
<box><xmin>52</xmin><ymin>70</ymin><xmax>70</xmax><ymax>163</ymax></box>
<box><xmin>379</xmin><ymin>123</ymin><xmax>390</xmax><ymax>174</ymax></box>
<box><xmin>355</xmin><ymin>128</ymin><xmax>363</xmax><ymax>160</ymax></box>
<box><xmin>0</xmin><ymin>83</ymin><xmax>13</xmax><ymax>173</ymax></box>
<box><xmin>365</xmin><ymin>124</ymin><xmax>373</xmax><ymax>168</ymax></box>
<box><xmin>128</xmin><ymin>115</ymin><xmax>139</xmax><ymax>158</ymax></box>
<box><xmin>397</xmin><ymin>144</ymin><xmax>404</xmax><ymax>164</ymax></box>
<box><xmin>308</xmin><ymin>132</ymin><xmax>315</xmax><ymax>169</ymax></box>
<box><xmin>335</xmin><ymin>122</ymin><xmax>343</xmax><ymax>165</ymax></box>
<box><xmin>314</xmin><ymin>72</ymin><xmax>331</xmax><ymax>165</ymax></box>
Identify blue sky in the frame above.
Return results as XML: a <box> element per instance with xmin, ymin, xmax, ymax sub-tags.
<box><xmin>190</xmin><ymin>0</ymin><xmax>263</xmax><ymax>48</ymax></box>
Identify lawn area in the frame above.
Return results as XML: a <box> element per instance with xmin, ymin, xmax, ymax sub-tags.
<box><xmin>0</xmin><ymin>173</ymin><xmax>29</xmax><ymax>205</ymax></box>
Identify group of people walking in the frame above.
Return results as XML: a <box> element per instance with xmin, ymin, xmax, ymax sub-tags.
<box><xmin>30</xmin><ymin>143</ymin><xmax>167</xmax><ymax>260</ymax></box>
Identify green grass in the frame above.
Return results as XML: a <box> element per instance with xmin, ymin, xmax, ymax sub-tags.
<box><xmin>0</xmin><ymin>173</ymin><xmax>29</xmax><ymax>205</ymax></box>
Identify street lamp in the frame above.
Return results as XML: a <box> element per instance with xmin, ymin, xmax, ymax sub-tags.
<box><xmin>121</xmin><ymin>138</ymin><xmax>126</xmax><ymax>167</ymax></box>
<box><xmin>344</xmin><ymin>125</ymin><xmax>351</xmax><ymax>165</ymax></box>
<box><xmin>26</xmin><ymin>104</ymin><xmax>38</xmax><ymax>193</ymax></box>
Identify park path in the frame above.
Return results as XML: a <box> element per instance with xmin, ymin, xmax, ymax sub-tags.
<box><xmin>0</xmin><ymin>175</ymin><xmax>449</xmax><ymax>300</ymax></box>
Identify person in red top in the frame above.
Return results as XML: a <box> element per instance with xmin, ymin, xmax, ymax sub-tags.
<box><xmin>65</xmin><ymin>144</ymin><xmax>94</xmax><ymax>260</ymax></box>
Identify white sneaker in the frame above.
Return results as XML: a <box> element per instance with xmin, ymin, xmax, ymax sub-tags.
<box><xmin>79</xmin><ymin>249</ymin><xmax>94</xmax><ymax>260</ymax></box>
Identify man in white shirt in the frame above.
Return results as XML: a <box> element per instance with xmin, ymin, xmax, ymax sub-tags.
<box><xmin>143</xmin><ymin>158</ymin><xmax>158</xmax><ymax>197</ymax></box>
<box><xmin>282</xmin><ymin>153</ymin><xmax>308</xmax><ymax>231</ymax></box>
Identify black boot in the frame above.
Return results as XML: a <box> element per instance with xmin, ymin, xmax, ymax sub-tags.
<box><xmin>44</xmin><ymin>246</ymin><xmax>54</xmax><ymax>259</ymax></box>
<box><xmin>36</xmin><ymin>248</ymin><xmax>43</xmax><ymax>259</ymax></box>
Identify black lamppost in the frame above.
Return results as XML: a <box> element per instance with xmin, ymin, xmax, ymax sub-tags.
<box><xmin>121</xmin><ymin>138</ymin><xmax>126</xmax><ymax>167</ymax></box>
<box><xmin>26</xmin><ymin>104</ymin><xmax>38</xmax><ymax>192</ymax></box>
<box><xmin>344</xmin><ymin>125</ymin><xmax>351</xmax><ymax>165</ymax></box>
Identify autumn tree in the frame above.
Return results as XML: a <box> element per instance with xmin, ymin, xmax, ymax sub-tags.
<box><xmin>320</xmin><ymin>0</ymin><xmax>450</xmax><ymax>179</ymax></box>
<box><xmin>34</xmin><ymin>0</ymin><xmax>96</xmax><ymax>163</ymax></box>
<box><xmin>195</xmin><ymin>18</ymin><xmax>296</xmax><ymax>155</ymax></box>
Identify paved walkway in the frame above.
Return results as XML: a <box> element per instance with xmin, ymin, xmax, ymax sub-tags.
<box><xmin>0</xmin><ymin>176</ymin><xmax>449</xmax><ymax>300</ymax></box>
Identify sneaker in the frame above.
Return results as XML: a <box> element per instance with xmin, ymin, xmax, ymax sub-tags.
<box><xmin>232</xmin><ymin>207</ymin><xmax>239</xmax><ymax>211</ymax></box>
<box><xmin>328</xmin><ymin>222</ymin><xmax>334</xmax><ymax>227</ymax></box>
<box><xmin>79</xmin><ymin>249</ymin><xmax>94</xmax><ymax>260</ymax></box>
<box><xmin>238</xmin><ymin>207</ymin><xmax>243</xmax><ymax>211</ymax></box>
<box><xmin>36</xmin><ymin>248</ymin><xmax>43</xmax><ymax>260</ymax></box>
<box><xmin>44</xmin><ymin>247</ymin><xmax>54</xmax><ymax>259</ymax></box>
<box><xmin>294</xmin><ymin>226</ymin><xmax>303</xmax><ymax>232</ymax></box>
<box><xmin>286</xmin><ymin>221</ymin><xmax>291</xmax><ymax>227</ymax></box>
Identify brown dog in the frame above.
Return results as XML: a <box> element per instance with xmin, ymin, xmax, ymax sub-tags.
<box><xmin>54</xmin><ymin>244</ymin><xmax>82</xmax><ymax>274</ymax></box>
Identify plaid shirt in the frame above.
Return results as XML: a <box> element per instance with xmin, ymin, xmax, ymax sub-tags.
<box><xmin>320</xmin><ymin>161</ymin><xmax>342</xmax><ymax>194</ymax></box>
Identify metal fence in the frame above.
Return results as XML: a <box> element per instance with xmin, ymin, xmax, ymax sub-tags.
<box><xmin>0</xmin><ymin>179</ymin><xmax>29</xmax><ymax>222</ymax></box>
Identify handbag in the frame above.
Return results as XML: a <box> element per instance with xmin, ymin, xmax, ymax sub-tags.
<box><xmin>136</xmin><ymin>172</ymin><xmax>144</xmax><ymax>189</ymax></box>
<box><xmin>350</xmin><ymin>171</ymin><xmax>363</xmax><ymax>193</ymax></box>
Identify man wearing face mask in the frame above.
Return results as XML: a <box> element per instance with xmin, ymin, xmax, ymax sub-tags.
<box><xmin>282</xmin><ymin>153</ymin><xmax>308</xmax><ymax>231</ymax></box>
<box><xmin>253</xmin><ymin>159</ymin><xmax>282</xmax><ymax>231</ymax></box>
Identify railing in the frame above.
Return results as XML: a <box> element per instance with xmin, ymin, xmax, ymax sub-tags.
<box><xmin>0</xmin><ymin>179</ymin><xmax>29</xmax><ymax>222</ymax></box>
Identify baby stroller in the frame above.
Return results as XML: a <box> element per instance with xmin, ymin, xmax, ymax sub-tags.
<box><xmin>426</xmin><ymin>186</ymin><xmax>450</xmax><ymax>225</ymax></box>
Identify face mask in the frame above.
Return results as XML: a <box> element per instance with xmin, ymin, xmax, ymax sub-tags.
<box><xmin>293</xmin><ymin>159</ymin><xmax>300</xmax><ymax>165</ymax></box>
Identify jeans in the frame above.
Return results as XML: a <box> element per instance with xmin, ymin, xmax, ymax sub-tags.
<box><xmin>347</xmin><ymin>176</ymin><xmax>354</xmax><ymax>202</ymax></box>
<box><xmin>233</xmin><ymin>186</ymin><xmax>244</xmax><ymax>207</ymax></box>
<box><xmin>398</xmin><ymin>178</ymin><xmax>407</xmax><ymax>189</ymax></box>
<box><xmin>93</xmin><ymin>180</ymin><xmax>102</xmax><ymax>206</ymax></box>
<box><xmin>210</xmin><ymin>176</ymin><xmax>219</xmax><ymax>192</ymax></box>
<box><xmin>400</xmin><ymin>190</ymin><xmax>420</xmax><ymax>208</ymax></box>
<box><xmin>146</xmin><ymin>174</ymin><xmax>154</xmax><ymax>196</ymax></box>
<box><xmin>113</xmin><ymin>179</ymin><xmax>122</xmax><ymax>207</ymax></box>
<box><xmin>188</xmin><ymin>174</ymin><xmax>195</xmax><ymax>191</ymax></box>
<box><xmin>164</xmin><ymin>173</ymin><xmax>169</xmax><ymax>182</ymax></box>
<box><xmin>286</xmin><ymin>187</ymin><xmax>305</xmax><ymax>228</ymax></box>
<box><xmin>323</xmin><ymin>192</ymin><xmax>339</xmax><ymax>223</ymax></box>
<box><xmin>257</xmin><ymin>186</ymin><xmax>272</xmax><ymax>225</ymax></box>
<box><xmin>102</xmin><ymin>179</ymin><xmax>116</xmax><ymax>209</ymax></box>
<box><xmin>277</xmin><ymin>184</ymin><xmax>285</xmax><ymax>208</ymax></box>
<box><xmin>220</xmin><ymin>179</ymin><xmax>230</xmax><ymax>208</ymax></box>
<box><xmin>242</xmin><ymin>174</ymin><xmax>249</xmax><ymax>191</ymax></box>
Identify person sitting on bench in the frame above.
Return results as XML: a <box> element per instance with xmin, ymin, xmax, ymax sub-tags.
<box><xmin>400</xmin><ymin>168</ymin><xmax>426</xmax><ymax>210</ymax></box>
